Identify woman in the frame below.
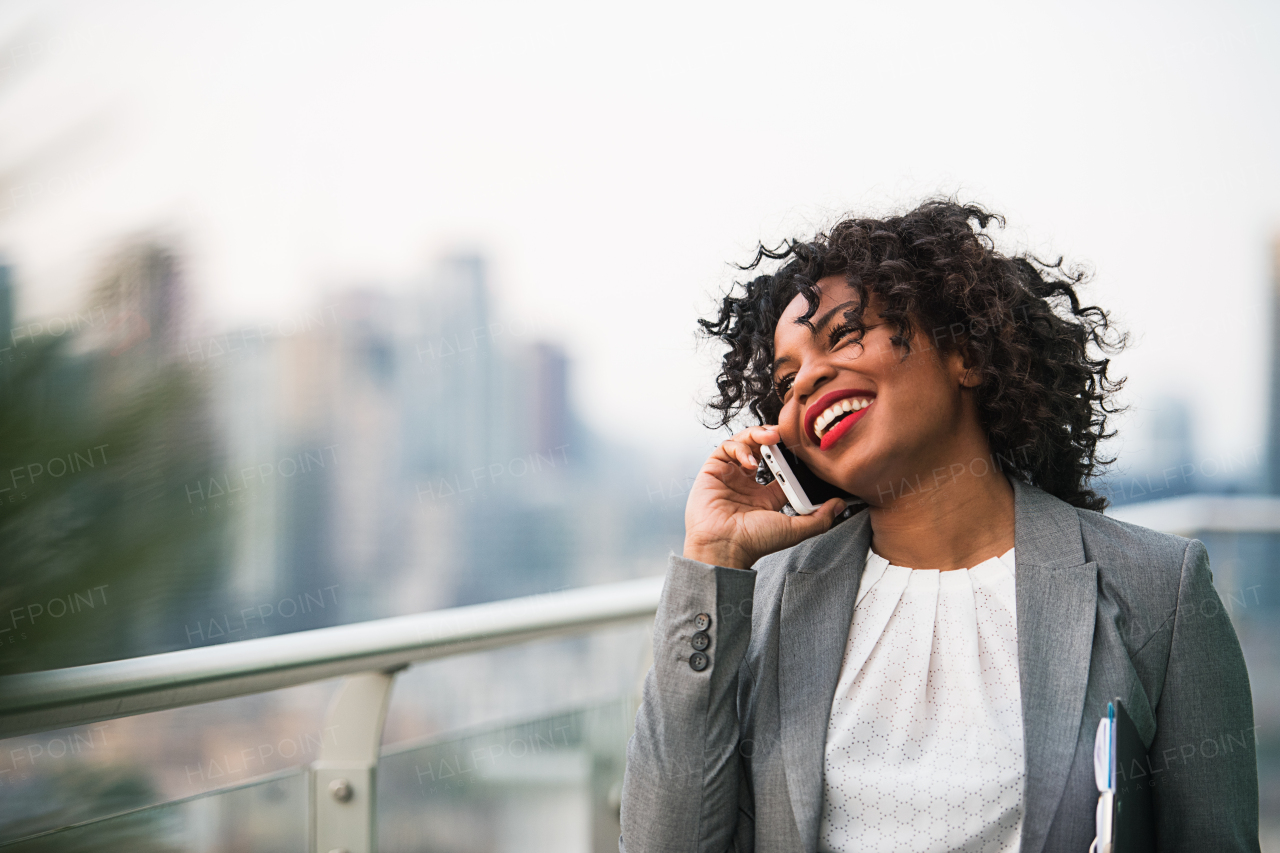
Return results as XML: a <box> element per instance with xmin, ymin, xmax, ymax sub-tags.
<box><xmin>618</xmin><ymin>200</ymin><xmax>1259</xmax><ymax>852</ymax></box>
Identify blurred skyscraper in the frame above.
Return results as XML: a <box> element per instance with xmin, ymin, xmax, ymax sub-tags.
<box><xmin>1268</xmin><ymin>235</ymin><xmax>1280</xmax><ymax>494</ymax></box>
<box><xmin>1147</xmin><ymin>396</ymin><xmax>1196</xmax><ymax>495</ymax></box>
<box><xmin>174</xmin><ymin>248</ymin><xmax>686</xmax><ymax>639</ymax></box>
<box><xmin>89</xmin><ymin>241</ymin><xmax>188</xmax><ymax>359</ymax></box>
<box><xmin>404</xmin><ymin>253</ymin><xmax>499</xmax><ymax>476</ymax></box>
<box><xmin>0</xmin><ymin>259</ymin><xmax>12</xmax><ymax>345</ymax></box>
<box><xmin>402</xmin><ymin>254</ymin><xmax>584</xmax><ymax>605</ymax></box>
<box><xmin>523</xmin><ymin>341</ymin><xmax>571</xmax><ymax>457</ymax></box>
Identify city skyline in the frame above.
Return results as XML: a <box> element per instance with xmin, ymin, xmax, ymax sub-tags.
<box><xmin>2</xmin><ymin>2</ymin><xmax>1278</xmax><ymax>467</ymax></box>
<box><xmin>0</xmin><ymin>3</ymin><xmax>1277</xmax><ymax>847</ymax></box>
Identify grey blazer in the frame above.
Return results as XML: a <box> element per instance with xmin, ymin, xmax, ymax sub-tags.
<box><xmin>619</xmin><ymin>474</ymin><xmax>1259</xmax><ymax>852</ymax></box>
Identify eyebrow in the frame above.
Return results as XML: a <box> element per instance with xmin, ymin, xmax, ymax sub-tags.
<box><xmin>770</xmin><ymin>300</ymin><xmax>860</xmax><ymax>376</ymax></box>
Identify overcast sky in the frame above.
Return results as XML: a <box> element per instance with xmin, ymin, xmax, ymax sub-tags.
<box><xmin>1</xmin><ymin>0</ymin><xmax>1278</xmax><ymax>473</ymax></box>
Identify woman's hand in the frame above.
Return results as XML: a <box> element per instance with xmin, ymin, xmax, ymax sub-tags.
<box><xmin>683</xmin><ymin>424</ymin><xmax>848</xmax><ymax>570</ymax></box>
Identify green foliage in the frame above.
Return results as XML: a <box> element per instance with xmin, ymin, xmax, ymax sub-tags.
<box><xmin>0</xmin><ymin>328</ymin><xmax>229</xmax><ymax>674</ymax></box>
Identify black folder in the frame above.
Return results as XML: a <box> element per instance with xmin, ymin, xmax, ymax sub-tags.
<box><xmin>1110</xmin><ymin>698</ymin><xmax>1155</xmax><ymax>852</ymax></box>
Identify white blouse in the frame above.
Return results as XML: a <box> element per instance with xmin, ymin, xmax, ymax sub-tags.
<box><xmin>818</xmin><ymin>546</ymin><xmax>1025</xmax><ymax>853</ymax></box>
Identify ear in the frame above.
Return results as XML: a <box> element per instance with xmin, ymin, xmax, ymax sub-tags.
<box><xmin>949</xmin><ymin>344</ymin><xmax>982</xmax><ymax>389</ymax></box>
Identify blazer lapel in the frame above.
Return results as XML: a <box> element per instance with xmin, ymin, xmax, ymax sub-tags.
<box><xmin>778</xmin><ymin>511</ymin><xmax>871</xmax><ymax>853</ymax></box>
<box><xmin>775</xmin><ymin>477</ymin><xmax>1095</xmax><ymax>853</ymax></box>
<box><xmin>1010</xmin><ymin>476</ymin><xmax>1098</xmax><ymax>853</ymax></box>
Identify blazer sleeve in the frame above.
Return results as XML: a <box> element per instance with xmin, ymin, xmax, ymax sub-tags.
<box><xmin>1147</xmin><ymin>538</ymin><xmax>1260</xmax><ymax>852</ymax></box>
<box><xmin>619</xmin><ymin>552</ymin><xmax>758</xmax><ymax>853</ymax></box>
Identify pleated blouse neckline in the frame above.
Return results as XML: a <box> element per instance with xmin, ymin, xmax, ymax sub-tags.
<box><xmin>818</xmin><ymin>545</ymin><xmax>1024</xmax><ymax>853</ymax></box>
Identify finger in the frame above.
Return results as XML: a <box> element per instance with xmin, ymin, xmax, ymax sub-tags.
<box><xmin>704</xmin><ymin>458</ymin><xmax>746</xmax><ymax>487</ymax></box>
<box><xmin>705</xmin><ymin>457</ymin><xmax>769</xmax><ymax>494</ymax></box>
<box><xmin>733</xmin><ymin>423</ymin><xmax>780</xmax><ymax>442</ymax></box>
<box><xmin>731</xmin><ymin>425</ymin><xmax>781</xmax><ymax>457</ymax></box>
<box><xmin>712</xmin><ymin>464</ymin><xmax>781</xmax><ymax>505</ymax></box>
<box><xmin>752</xmin><ymin>423</ymin><xmax>782</xmax><ymax>443</ymax></box>
<box><xmin>713</xmin><ymin>440</ymin><xmax>752</xmax><ymax>469</ymax></box>
<box><xmin>788</xmin><ymin>498</ymin><xmax>846</xmax><ymax>535</ymax></box>
<box><xmin>716</xmin><ymin>438</ymin><xmax>759</xmax><ymax>471</ymax></box>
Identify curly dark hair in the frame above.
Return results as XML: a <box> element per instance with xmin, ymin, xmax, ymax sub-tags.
<box><xmin>696</xmin><ymin>198</ymin><xmax>1128</xmax><ymax>511</ymax></box>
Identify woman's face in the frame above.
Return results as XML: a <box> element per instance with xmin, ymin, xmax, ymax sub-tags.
<box><xmin>771</xmin><ymin>274</ymin><xmax>980</xmax><ymax>505</ymax></box>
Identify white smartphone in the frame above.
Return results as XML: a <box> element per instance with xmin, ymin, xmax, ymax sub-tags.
<box><xmin>759</xmin><ymin>443</ymin><xmax>819</xmax><ymax>515</ymax></box>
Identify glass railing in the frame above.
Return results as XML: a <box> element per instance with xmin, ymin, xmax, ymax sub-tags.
<box><xmin>0</xmin><ymin>579</ymin><xmax>660</xmax><ymax>851</ymax></box>
<box><xmin>378</xmin><ymin>699</ymin><xmax>636</xmax><ymax>853</ymax></box>
<box><xmin>1</xmin><ymin>698</ymin><xmax>637</xmax><ymax>853</ymax></box>
<box><xmin>1</xmin><ymin>495</ymin><xmax>1278</xmax><ymax>850</ymax></box>
<box><xmin>1</xmin><ymin>770</ymin><xmax>309</xmax><ymax>852</ymax></box>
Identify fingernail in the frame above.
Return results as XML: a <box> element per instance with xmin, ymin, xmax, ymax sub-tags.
<box><xmin>747</xmin><ymin>454</ymin><xmax>758</xmax><ymax>466</ymax></box>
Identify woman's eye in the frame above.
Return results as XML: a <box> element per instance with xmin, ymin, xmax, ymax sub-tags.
<box><xmin>829</xmin><ymin>323</ymin><xmax>861</xmax><ymax>347</ymax></box>
<box><xmin>776</xmin><ymin>376</ymin><xmax>794</xmax><ymax>398</ymax></box>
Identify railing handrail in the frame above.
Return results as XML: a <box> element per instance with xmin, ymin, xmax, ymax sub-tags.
<box><xmin>0</xmin><ymin>575</ymin><xmax>664</xmax><ymax>740</ymax></box>
<box><xmin>4</xmin><ymin>492</ymin><xmax>1277</xmax><ymax>849</ymax></box>
<box><xmin>4</xmin><ymin>492</ymin><xmax>1277</xmax><ymax>742</ymax></box>
<box><xmin>1106</xmin><ymin>493</ymin><xmax>1280</xmax><ymax>535</ymax></box>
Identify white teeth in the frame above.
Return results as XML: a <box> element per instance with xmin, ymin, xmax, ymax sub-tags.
<box><xmin>814</xmin><ymin>398</ymin><xmax>874</xmax><ymax>438</ymax></box>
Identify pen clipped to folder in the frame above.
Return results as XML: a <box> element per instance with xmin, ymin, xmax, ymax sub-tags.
<box><xmin>1090</xmin><ymin>699</ymin><xmax>1154</xmax><ymax>853</ymax></box>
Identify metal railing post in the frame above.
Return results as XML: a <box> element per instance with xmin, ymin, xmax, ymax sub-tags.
<box><xmin>310</xmin><ymin>668</ymin><xmax>401</xmax><ymax>853</ymax></box>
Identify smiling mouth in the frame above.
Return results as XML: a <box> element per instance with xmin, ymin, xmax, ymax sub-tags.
<box><xmin>804</xmin><ymin>389</ymin><xmax>876</xmax><ymax>443</ymax></box>
<box><xmin>813</xmin><ymin>397</ymin><xmax>873</xmax><ymax>439</ymax></box>
<box><xmin>815</xmin><ymin>398</ymin><xmax>874</xmax><ymax>450</ymax></box>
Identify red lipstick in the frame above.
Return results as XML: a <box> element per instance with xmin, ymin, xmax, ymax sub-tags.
<box><xmin>804</xmin><ymin>388</ymin><xmax>876</xmax><ymax>445</ymax></box>
<box><xmin>818</xmin><ymin>402</ymin><xmax>873</xmax><ymax>450</ymax></box>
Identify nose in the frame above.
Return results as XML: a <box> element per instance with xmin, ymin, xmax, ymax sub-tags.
<box><xmin>793</xmin><ymin>355</ymin><xmax>838</xmax><ymax>405</ymax></box>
